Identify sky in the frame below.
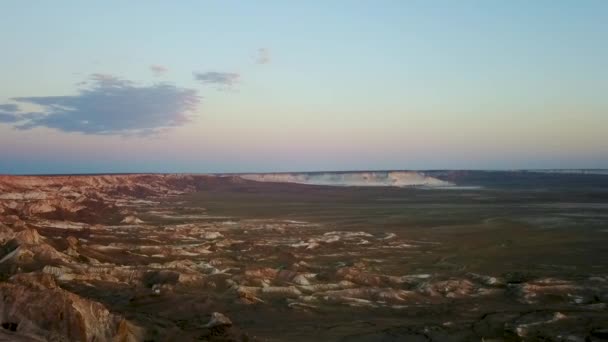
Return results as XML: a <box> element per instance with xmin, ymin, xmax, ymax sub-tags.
<box><xmin>0</xmin><ymin>1</ymin><xmax>607</xmax><ymax>174</ymax></box>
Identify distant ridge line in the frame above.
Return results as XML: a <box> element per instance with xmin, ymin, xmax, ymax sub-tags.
<box><xmin>2</xmin><ymin>169</ymin><xmax>608</xmax><ymax>177</ymax></box>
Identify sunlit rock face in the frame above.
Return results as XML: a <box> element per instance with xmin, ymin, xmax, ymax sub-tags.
<box><xmin>238</xmin><ymin>171</ymin><xmax>452</xmax><ymax>187</ymax></box>
<box><xmin>0</xmin><ymin>272</ymin><xmax>142</xmax><ymax>342</ymax></box>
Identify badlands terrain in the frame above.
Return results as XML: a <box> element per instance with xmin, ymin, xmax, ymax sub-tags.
<box><xmin>0</xmin><ymin>171</ymin><xmax>607</xmax><ymax>341</ymax></box>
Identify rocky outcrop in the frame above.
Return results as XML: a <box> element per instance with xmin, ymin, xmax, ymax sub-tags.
<box><xmin>204</xmin><ymin>312</ymin><xmax>232</xmax><ymax>328</ymax></box>
<box><xmin>0</xmin><ymin>272</ymin><xmax>143</xmax><ymax>341</ymax></box>
<box><xmin>0</xmin><ymin>227</ymin><xmax>71</xmax><ymax>268</ymax></box>
<box><xmin>198</xmin><ymin>312</ymin><xmax>248</xmax><ymax>342</ymax></box>
<box><xmin>23</xmin><ymin>199</ymin><xmax>87</xmax><ymax>216</ymax></box>
<box><xmin>0</xmin><ymin>174</ymin><xmax>246</xmax><ymax>225</ymax></box>
<box><xmin>121</xmin><ymin>216</ymin><xmax>144</xmax><ymax>225</ymax></box>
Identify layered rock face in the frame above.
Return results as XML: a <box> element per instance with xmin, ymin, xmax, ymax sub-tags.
<box><xmin>0</xmin><ymin>174</ymin><xmax>246</xmax><ymax>223</ymax></box>
<box><xmin>238</xmin><ymin>171</ymin><xmax>452</xmax><ymax>187</ymax></box>
<box><xmin>0</xmin><ymin>175</ymin><xmax>251</xmax><ymax>341</ymax></box>
<box><xmin>0</xmin><ymin>221</ymin><xmax>144</xmax><ymax>341</ymax></box>
<box><xmin>0</xmin><ymin>272</ymin><xmax>141</xmax><ymax>342</ymax></box>
<box><xmin>0</xmin><ymin>174</ymin><xmax>242</xmax><ymax>199</ymax></box>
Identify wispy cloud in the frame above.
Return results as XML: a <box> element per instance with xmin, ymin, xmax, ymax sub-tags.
<box><xmin>2</xmin><ymin>74</ymin><xmax>200</xmax><ymax>135</ymax></box>
<box><xmin>255</xmin><ymin>48</ymin><xmax>271</xmax><ymax>64</ymax></box>
<box><xmin>193</xmin><ymin>71</ymin><xmax>240</xmax><ymax>87</ymax></box>
<box><xmin>0</xmin><ymin>103</ymin><xmax>20</xmax><ymax>122</ymax></box>
<box><xmin>0</xmin><ymin>104</ymin><xmax>19</xmax><ymax>112</ymax></box>
<box><xmin>150</xmin><ymin>64</ymin><xmax>168</xmax><ymax>77</ymax></box>
<box><xmin>0</xmin><ymin>113</ymin><xmax>20</xmax><ymax>123</ymax></box>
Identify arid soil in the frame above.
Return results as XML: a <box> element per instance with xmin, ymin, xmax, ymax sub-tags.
<box><xmin>0</xmin><ymin>173</ymin><xmax>607</xmax><ymax>341</ymax></box>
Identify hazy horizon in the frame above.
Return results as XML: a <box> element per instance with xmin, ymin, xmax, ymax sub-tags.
<box><xmin>1</xmin><ymin>1</ymin><xmax>607</xmax><ymax>174</ymax></box>
<box><xmin>3</xmin><ymin>168</ymin><xmax>608</xmax><ymax>177</ymax></box>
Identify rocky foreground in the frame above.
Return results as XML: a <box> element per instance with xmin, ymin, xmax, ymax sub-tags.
<box><xmin>0</xmin><ymin>175</ymin><xmax>250</xmax><ymax>341</ymax></box>
<box><xmin>0</xmin><ymin>174</ymin><xmax>607</xmax><ymax>341</ymax></box>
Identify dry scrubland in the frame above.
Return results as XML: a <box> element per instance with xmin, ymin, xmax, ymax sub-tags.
<box><xmin>0</xmin><ymin>172</ymin><xmax>607</xmax><ymax>341</ymax></box>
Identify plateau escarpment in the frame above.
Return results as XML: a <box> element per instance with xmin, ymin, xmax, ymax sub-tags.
<box><xmin>238</xmin><ymin>171</ymin><xmax>452</xmax><ymax>187</ymax></box>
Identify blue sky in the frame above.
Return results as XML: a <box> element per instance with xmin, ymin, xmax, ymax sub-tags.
<box><xmin>1</xmin><ymin>1</ymin><xmax>607</xmax><ymax>173</ymax></box>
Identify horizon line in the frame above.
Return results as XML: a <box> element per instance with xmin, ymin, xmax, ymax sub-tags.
<box><xmin>2</xmin><ymin>168</ymin><xmax>608</xmax><ymax>177</ymax></box>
